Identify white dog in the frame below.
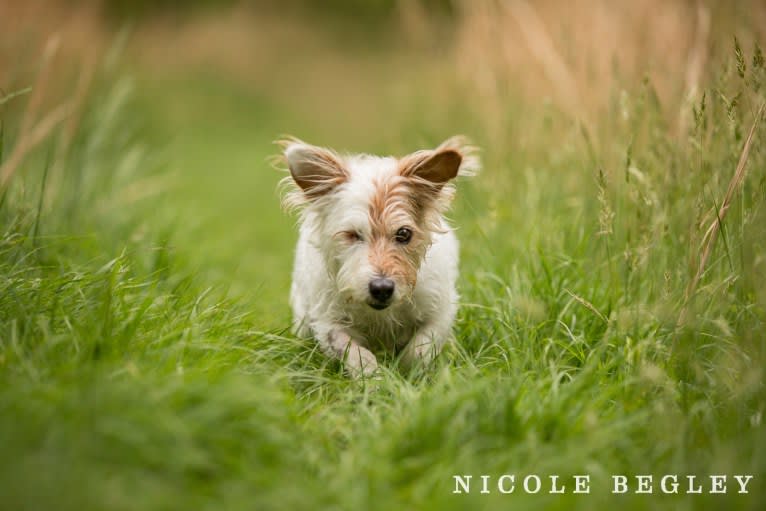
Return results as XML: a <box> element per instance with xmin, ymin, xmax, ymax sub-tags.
<box><xmin>280</xmin><ymin>137</ymin><xmax>478</xmax><ymax>377</ymax></box>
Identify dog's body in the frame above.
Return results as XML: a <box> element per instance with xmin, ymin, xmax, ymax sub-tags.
<box><xmin>290</xmin><ymin>213</ymin><xmax>460</xmax><ymax>373</ymax></box>
<box><xmin>282</xmin><ymin>137</ymin><xmax>477</xmax><ymax>377</ymax></box>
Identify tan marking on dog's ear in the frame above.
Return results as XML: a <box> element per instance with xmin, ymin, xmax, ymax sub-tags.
<box><xmin>285</xmin><ymin>143</ymin><xmax>347</xmax><ymax>199</ymax></box>
<box><xmin>399</xmin><ymin>149</ymin><xmax>462</xmax><ymax>185</ymax></box>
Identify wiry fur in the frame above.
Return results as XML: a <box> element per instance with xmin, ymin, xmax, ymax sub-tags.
<box><xmin>278</xmin><ymin>136</ymin><xmax>479</xmax><ymax>377</ymax></box>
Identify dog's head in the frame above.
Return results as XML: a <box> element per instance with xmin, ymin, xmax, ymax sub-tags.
<box><xmin>279</xmin><ymin>137</ymin><xmax>479</xmax><ymax>311</ymax></box>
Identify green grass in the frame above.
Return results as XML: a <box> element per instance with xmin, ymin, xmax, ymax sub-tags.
<box><xmin>1</xmin><ymin>41</ymin><xmax>766</xmax><ymax>511</ymax></box>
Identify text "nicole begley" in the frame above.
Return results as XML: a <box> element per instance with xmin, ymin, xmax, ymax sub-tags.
<box><xmin>452</xmin><ymin>474</ymin><xmax>754</xmax><ymax>495</ymax></box>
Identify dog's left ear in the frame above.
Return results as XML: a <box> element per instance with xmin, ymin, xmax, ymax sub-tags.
<box><xmin>401</xmin><ymin>149</ymin><xmax>462</xmax><ymax>186</ymax></box>
<box><xmin>399</xmin><ymin>136</ymin><xmax>479</xmax><ymax>187</ymax></box>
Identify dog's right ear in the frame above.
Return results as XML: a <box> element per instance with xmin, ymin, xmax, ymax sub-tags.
<box><xmin>284</xmin><ymin>142</ymin><xmax>347</xmax><ymax>200</ymax></box>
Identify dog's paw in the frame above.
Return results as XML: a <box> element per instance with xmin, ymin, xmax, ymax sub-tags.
<box><xmin>399</xmin><ymin>338</ymin><xmax>437</xmax><ymax>370</ymax></box>
<box><xmin>344</xmin><ymin>345</ymin><xmax>380</xmax><ymax>379</ymax></box>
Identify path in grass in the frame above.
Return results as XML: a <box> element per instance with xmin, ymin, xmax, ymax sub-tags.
<box><xmin>135</xmin><ymin>76</ymin><xmax>298</xmax><ymax>324</ymax></box>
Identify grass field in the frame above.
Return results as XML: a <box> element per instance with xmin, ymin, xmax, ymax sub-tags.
<box><xmin>1</xmin><ymin>3</ymin><xmax>766</xmax><ymax>510</ymax></box>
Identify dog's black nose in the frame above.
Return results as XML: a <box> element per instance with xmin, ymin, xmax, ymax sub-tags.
<box><xmin>369</xmin><ymin>278</ymin><xmax>395</xmax><ymax>303</ymax></box>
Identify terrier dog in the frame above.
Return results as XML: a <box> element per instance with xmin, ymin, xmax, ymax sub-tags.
<box><xmin>280</xmin><ymin>137</ymin><xmax>478</xmax><ymax>377</ymax></box>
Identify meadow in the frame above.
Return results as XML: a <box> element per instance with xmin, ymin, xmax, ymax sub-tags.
<box><xmin>1</xmin><ymin>1</ymin><xmax>765</xmax><ymax>509</ymax></box>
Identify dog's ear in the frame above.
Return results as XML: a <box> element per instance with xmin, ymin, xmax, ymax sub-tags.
<box><xmin>400</xmin><ymin>149</ymin><xmax>462</xmax><ymax>186</ymax></box>
<box><xmin>399</xmin><ymin>136</ymin><xmax>479</xmax><ymax>187</ymax></box>
<box><xmin>285</xmin><ymin>142</ymin><xmax>347</xmax><ymax>199</ymax></box>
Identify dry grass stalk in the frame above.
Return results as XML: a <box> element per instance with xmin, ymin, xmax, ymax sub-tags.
<box><xmin>0</xmin><ymin>36</ymin><xmax>78</xmax><ymax>190</ymax></box>
<box><xmin>565</xmin><ymin>288</ymin><xmax>608</xmax><ymax>324</ymax></box>
<box><xmin>501</xmin><ymin>0</ymin><xmax>587</xmax><ymax>126</ymax></box>
<box><xmin>678</xmin><ymin>2</ymin><xmax>711</xmax><ymax>138</ymax></box>
<box><xmin>678</xmin><ymin>102</ymin><xmax>765</xmax><ymax>327</ymax></box>
<box><xmin>0</xmin><ymin>102</ymin><xmax>74</xmax><ymax>188</ymax></box>
<box><xmin>18</xmin><ymin>36</ymin><xmax>61</xmax><ymax>136</ymax></box>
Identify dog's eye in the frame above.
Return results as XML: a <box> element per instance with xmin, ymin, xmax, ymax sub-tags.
<box><xmin>342</xmin><ymin>231</ymin><xmax>362</xmax><ymax>243</ymax></box>
<box><xmin>394</xmin><ymin>227</ymin><xmax>412</xmax><ymax>244</ymax></box>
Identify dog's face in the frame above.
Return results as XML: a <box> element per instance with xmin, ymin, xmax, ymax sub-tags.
<box><xmin>283</xmin><ymin>138</ymin><xmax>472</xmax><ymax>311</ymax></box>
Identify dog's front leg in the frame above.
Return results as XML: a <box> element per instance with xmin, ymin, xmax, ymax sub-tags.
<box><xmin>321</xmin><ymin>328</ymin><xmax>379</xmax><ymax>378</ymax></box>
<box><xmin>398</xmin><ymin>321</ymin><xmax>451</xmax><ymax>371</ymax></box>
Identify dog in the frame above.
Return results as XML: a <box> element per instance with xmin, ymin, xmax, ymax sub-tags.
<box><xmin>280</xmin><ymin>136</ymin><xmax>479</xmax><ymax>377</ymax></box>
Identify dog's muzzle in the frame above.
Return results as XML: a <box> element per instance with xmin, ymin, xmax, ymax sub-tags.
<box><xmin>367</xmin><ymin>277</ymin><xmax>395</xmax><ymax>310</ymax></box>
